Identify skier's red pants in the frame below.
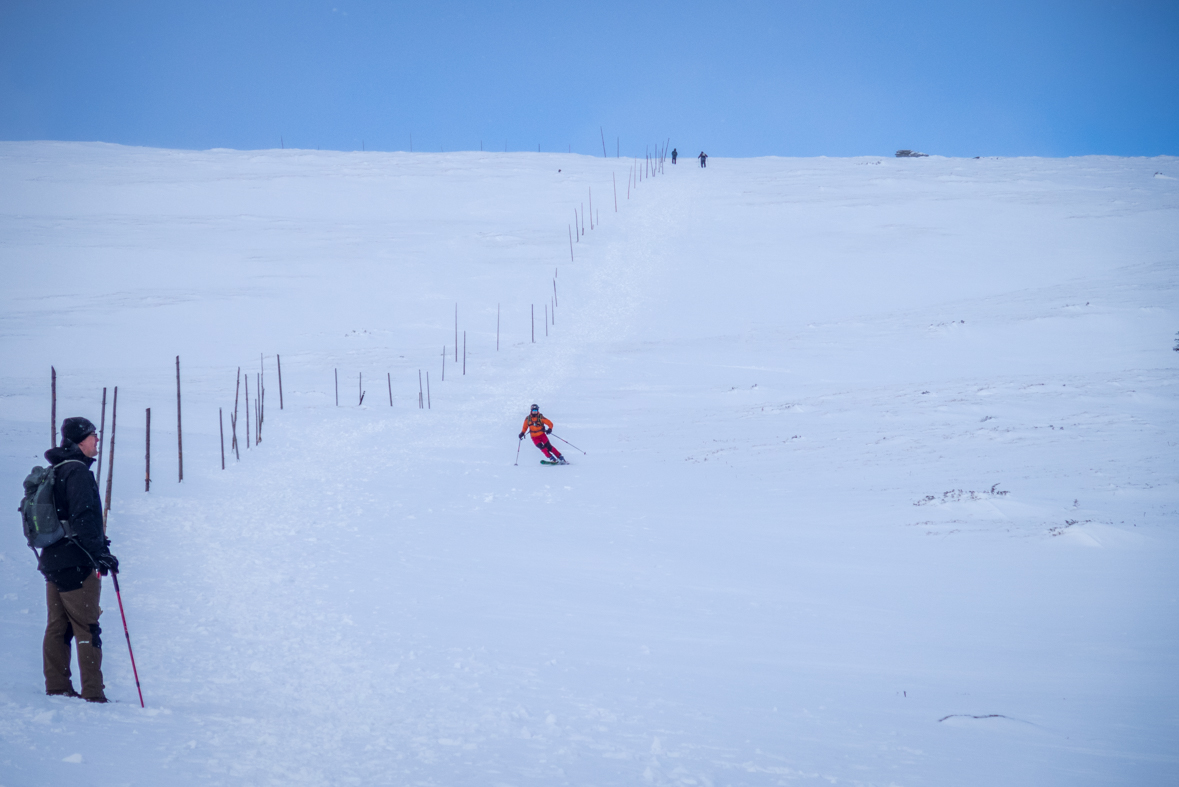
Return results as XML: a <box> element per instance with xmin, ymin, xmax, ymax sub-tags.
<box><xmin>531</xmin><ymin>434</ymin><xmax>563</xmax><ymax>460</ymax></box>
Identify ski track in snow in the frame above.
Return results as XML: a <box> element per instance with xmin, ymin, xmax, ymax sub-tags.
<box><xmin>1</xmin><ymin>143</ymin><xmax>1177</xmax><ymax>786</ymax></box>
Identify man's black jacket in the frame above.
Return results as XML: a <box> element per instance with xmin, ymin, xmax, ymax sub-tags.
<box><xmin>38</xmin><ymin>441</ymin><xmax>109</xmax><ymax>579</ymax></box>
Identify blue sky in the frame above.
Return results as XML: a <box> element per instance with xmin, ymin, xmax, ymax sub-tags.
<box><xmin>1</xmin><ymin>0</ymin><xmax>1175</xmax><ymax>157</ymax></box>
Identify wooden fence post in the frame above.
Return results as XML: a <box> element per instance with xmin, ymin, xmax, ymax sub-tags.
<box><xmin>103</xmin><ymin>387</ymin><xmax>117</xmax><ymax>530</ymax></box>
<box><xmin>96</xmin><ymin>388</ymin><xmax>107</xmax><ymax>487</ymax></box>
<box><xmin>232</xmin><ymin>367</ymin><xmax>240</xmax><ymax>460</ymax></box>
<box><xmin>51</xmin><ymin>367</ymin><xmax>57</xmax><ymax>448</ymax></box>
<box><xmin>175</xmin><ymin>356</ymin><xmax>183</xmax><ymax>482</ymax></box>
<box><xmin>145</xmin><ymin>408</ymin><xmax>151</xmax><ymax>492</ymax></box>
<box><xmin>245</xmin><ymin>373</ymin><xmax>251</xmax><ymax>448</ymax></box>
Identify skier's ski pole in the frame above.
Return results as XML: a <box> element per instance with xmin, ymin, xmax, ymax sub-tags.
<box><xmin>514</xmin><ymin>437</ymin><xmax>522</xmax><ymax>466</ymax></box>
<box><xmin>550</xmin><ymin>433</ymin><xmax>586</xmax><ymax>454</ymax></box>
<box><xmin>110</xmin><ymin>571</ymin><xmax>145</xmax><ymax>708</ymax></box>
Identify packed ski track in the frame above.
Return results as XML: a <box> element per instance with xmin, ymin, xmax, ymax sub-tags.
<box><xmin>1</xmin><ymin>143</ymin><xmax>1177</xmax><ymax>786</ymax></box>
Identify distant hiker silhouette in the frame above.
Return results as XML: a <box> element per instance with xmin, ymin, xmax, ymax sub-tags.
<box><xmin>671</xmin><ymin>148</ymin><xmax>677</xmax><ymax>164</ymax></box>
<box><xmin>698</xmin><ymin>151</ymin><xmax>708</xmax><ymax>168</ymax></box>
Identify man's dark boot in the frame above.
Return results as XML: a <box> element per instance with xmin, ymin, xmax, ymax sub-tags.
<box><xmin>47</xmin><ymin>687</ymin><xmax>80</xmax><ymax>698</ymax></box>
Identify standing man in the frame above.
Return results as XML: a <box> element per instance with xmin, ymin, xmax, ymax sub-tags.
<box><xmin>37</xmin><ymin>416</ymin><xmax>119</xmax><ymax>702</ymax></box>
<box><xmin>519</xmin><ymin>404</ymin><xmax>566</xmax><ymax>464</ymax></box>
<box><xmin>698</xmin><ymin>151</ymin><xmax>708</xmax><ymax>168</ymax></box>
<box><xmin>671</xmin><ymin>148</ymin><xmax>678</xmax><ymax>164</ymax></box>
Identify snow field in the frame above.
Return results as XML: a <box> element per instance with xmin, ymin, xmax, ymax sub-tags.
<box><xmin>0</xmin><ymin>143</ymin><xmax>1177</xmax><ymax>785</ymax></box>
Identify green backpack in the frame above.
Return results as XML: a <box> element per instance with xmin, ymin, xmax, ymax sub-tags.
<box><xmin>19</xmin><ymin>461</ymin><xmax>83</xmax><ymax>552</ymax></box>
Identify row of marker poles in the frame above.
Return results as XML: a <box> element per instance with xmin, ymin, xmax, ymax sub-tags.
<box><xmin>226</xmin><ymin>132</ymin><xmax>665</xmax><ymax>438</ymax></box>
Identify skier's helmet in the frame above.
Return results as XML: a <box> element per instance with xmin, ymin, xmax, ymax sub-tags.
<box><xmin>530</xmin><ymin>404</ymin><xmax>539</xmax><ymax>413</ymax></box>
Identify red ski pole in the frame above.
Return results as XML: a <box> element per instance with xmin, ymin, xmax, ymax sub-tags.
<box><xmin>110</xmin><ymin>571</ymin><xmax>144</xmax><ymax>708</ymax></box>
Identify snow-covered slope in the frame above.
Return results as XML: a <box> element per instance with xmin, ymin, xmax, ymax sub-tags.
<box><xmin>1</xmin><ymin>143</ymin><xmax>1176</xmax><ymax>786</ymax></box>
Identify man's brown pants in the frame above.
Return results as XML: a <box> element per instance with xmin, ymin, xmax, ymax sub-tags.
<box><xmin>43</xmin><ymin>571</ymin><xmax>105</xmax><ymax>700</ymax></box>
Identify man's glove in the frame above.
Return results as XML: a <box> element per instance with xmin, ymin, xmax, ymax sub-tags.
<box><xmin>545</xmin><ymin>427</ymin><xmax>552</xmax><ymax>434</ymax></box>
<box><xmin>518</xmin><ymin>432</ymin><xmax>525</xmax><ymax>440</ymax></box>
<box><xmin>94</xmin><ymin>553</ymin><xmax>119</xmax><ymax>576</ymax></box>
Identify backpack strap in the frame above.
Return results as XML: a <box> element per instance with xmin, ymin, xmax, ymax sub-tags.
<box><xmin>49</xmin><ymin>458</ymin><xmax>87</xmax><ymax>531</ymax></box>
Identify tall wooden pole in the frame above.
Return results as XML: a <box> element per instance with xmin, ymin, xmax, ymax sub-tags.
<box><xmin>258</xmin><ymin>368</ymin><xmax>264</xmax><ymax>441</ymax></box>
<box><xmin>219</xmin><ymin>408</ymin><xmax>225</xmax><ymax>470</ymax></box>
<box><xmin>232</xmin><ymin>367</ymin><xmax>240</xmax><ymax>460</ymax></box>
<box><xmin>103</xmin><ymin>387</ymin><xmax>117</xmax><ymax>530</ymax></box>
<box><xmin>334</xmin><ymin>368</ymin><xmax>338</xmax><ymax>406</ymax></box>
<box><xmin>96</xmin><ymin>387</ymin><xmax>107</xmax><ymax>487</ymax></box>
<box><xmin>50</xmin><ymin>367</ymin><xmax>57</xmax><ymax>448</ymax></box>
<box><xmin>244</xmin><ymin>373</ymin><xmax>250</xmax><ymax>448</ymax></box>
<box><xmin>145</xmin><ymin>408</ymin><xmax>151</xmax><ymax>492</ymax></box>
<box><xmin>277</xmin><ymin>354</ymin><xmax>283</xmax><ymax>409</ymax></box>
<box><xmin>256</xmin><ymin>373</ymin><xmax>262</xmax><ymax>441</ymax></box>
<box><xmin>387</xmin><ymin>372</ymin><xmax>392</xmax><ymax>406</ymax></box>
<box><xmin>175</xmin><ymin>356</ymin><xmax>183</xmax><ymax>482</ymax></box>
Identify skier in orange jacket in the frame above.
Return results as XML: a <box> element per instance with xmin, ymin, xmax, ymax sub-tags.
<box><xmin>519</xmin><ymin>404</ymin><xmax>566</xmax><ymax>464</ymax></box>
